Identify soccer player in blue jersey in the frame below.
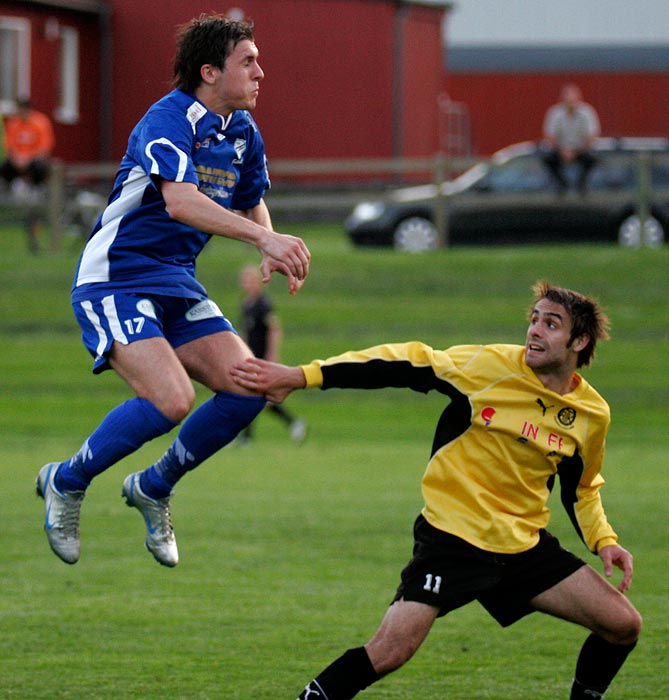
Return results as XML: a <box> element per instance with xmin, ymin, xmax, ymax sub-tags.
<box><xmin>36</xmin><ymin>14</ymin><xmax>310</xmax><ymax>568</ymax></box>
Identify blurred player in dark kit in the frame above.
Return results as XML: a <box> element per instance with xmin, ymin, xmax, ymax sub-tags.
<box><xmin>238</xmin><ymin>264</ymin><xmax>306</xmax><ymax>444</ymax></box>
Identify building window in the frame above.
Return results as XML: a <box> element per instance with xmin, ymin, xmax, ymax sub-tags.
<box><xmin>0</xmin><ymin>16</ymin><xmax>30</xmax><ymax>113</ymax></box>
<box><xmin>54</xmin><ymin>25</ymin><xmax>79</xmax><ymax>123</ymax></box>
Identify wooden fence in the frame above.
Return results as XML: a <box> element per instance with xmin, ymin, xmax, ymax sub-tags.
<box><xmin>4</xmin><ymin>152</ymin><xmax>657</xmax><ymax>250</ymax></box>
<box><xmin>40</xmin><ymin>154</ymin><xmax>476</xmax><ymax>249</ymax></box>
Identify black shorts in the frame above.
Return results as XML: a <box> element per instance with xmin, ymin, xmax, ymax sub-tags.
<box><xmin>392</xmin><ymin>515</ymin><xmax>586</xmax><ymax>627</ymax></box>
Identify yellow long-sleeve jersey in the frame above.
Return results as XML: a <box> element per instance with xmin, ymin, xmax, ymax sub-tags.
<box><xmin>301</xmin><ymin>342</ymin><xmax>618</xmax><ymax>555</ymax></box>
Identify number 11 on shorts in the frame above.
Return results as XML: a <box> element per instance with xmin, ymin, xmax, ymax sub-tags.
<box><xmin>423</xmin><ymin>573</ymin><xmax>442</xmax><ymax>593</ymax></box>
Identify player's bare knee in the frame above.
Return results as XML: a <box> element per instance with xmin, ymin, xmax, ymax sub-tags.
<box><xmin>602</xmin><ymin>606</ymin><xmax>642</xmax><ymax>646</ymax></box>
<box><xmin>618</xmin><ymin>607</ymin><xmax>643</xmax><ymax>644</ymax></box>
<box><xmin>366</xmin><ymin>639</ymin><xmax>417</xmax><ymax>676</ymax></box>
<box><xmin>173</xmin><ymin>393</ymin><xmax>196</xmax><ymax>421</ymax></box>
<box><xmin>156</xmin><ymin>388</ymin><xmax>196</xmax><ymax>423</ymax></box>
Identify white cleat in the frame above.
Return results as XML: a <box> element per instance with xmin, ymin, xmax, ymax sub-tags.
<box><xmin>122</xmin><ymin>473</ymin><xmax>179</xmax><ymax>567</ymax></box>
<box><xmin>36</xmin><ymin>463</ymin><xmax>84</xmax><ymax>565</ymax></box>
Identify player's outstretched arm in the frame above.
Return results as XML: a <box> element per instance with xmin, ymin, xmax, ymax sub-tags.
<box><xmin>231</xmin><ymin>357</ymin><xmax>306</xmax><ymax>404</ymax></box>
<box><xmin>599</xmin><ymin>544</ymin><xmax>634</xmax><ymax>593</ymax></box>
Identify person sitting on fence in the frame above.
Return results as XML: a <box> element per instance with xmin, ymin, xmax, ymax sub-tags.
<box><xmin>542</xmin><ymin>84</ymin><xmax>600</xmax><ymax>195</ymax></box>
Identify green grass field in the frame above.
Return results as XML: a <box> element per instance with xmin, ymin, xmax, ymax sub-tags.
<box><xmin>0</xmin><ymin>223</ymin><xmax>667</xmax><ymax>699</ymax></box>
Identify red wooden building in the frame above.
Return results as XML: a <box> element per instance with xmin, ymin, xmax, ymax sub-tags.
<box><xmin>0</xmin><ymin>0</ymin><xmax>450</xmax><ymax>163</ymax></box>
<box><xmin>3</xmin><ymin>0</ymin><xmax>667</xmax><ymax>163</ymax></box>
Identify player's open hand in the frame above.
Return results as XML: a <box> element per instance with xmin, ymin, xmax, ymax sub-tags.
<box><xmin>599</xmin><ymin>544</ymin><xmax>634</xmax><ymax>592</ymax></box>
<box><xmin>231</xmin><ymin>357</ymin><xmax>306</xmax><ymax>403</ymax></box>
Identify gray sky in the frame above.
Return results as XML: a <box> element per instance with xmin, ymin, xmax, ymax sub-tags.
<box><xmin>447</xmin><ymin>0</ymin><xmax>669</xmax><ymax>45</ymax></box>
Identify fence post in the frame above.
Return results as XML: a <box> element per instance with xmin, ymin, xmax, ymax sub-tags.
<box><xmin>433</xmin><ymin>152</ymin><xmax>449</xmax><ymax>247</ymax></box>
<box><xmin>47</xmin><ymin>159</ymin><xmax>65</xmax><ymax>251</ymax></box>
<box><xmin>636</xmin><ymin>152</ymin><xmax>651</xmax><ymax>246</ymax></box>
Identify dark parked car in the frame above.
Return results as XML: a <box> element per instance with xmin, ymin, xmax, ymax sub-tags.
<box><xmin>345</xmin><ymin>138</ymin><xmax>669</xmax><ymax>252</ymax></box>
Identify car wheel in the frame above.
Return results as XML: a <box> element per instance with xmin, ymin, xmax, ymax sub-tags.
<box><xmin>393</xmin><ymin>217</ymin><xmax>439</xmax><ymax>253</ymax></box>
<box><xmin>617</xmin><ymin>214</ymin><xmax>666</xmax><ymax>248</ymax></box>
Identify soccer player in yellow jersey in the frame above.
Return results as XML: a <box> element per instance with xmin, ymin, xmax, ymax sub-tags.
<box><xmin>231</xmin><ymin>281</ymin><xmax>641</xmax><ymax>700</ymax></box>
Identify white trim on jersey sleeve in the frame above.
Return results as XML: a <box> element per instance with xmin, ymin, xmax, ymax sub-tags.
<box><xmin>145</xmin><ymin>138</ymin><xmax>189</xmax><ymax>182</ymax></box>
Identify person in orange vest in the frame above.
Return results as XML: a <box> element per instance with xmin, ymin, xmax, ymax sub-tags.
<box><xmin>1</xmin><ymin>96</ymin><xmax>55</xmax><ymax>194</ymax></box>
<box><xmin>0</xmin><ymin>110</ymin><xmax>5</xmax><ymax>165</ymax></box>
<box><xmin>1</xmin><ymin>97</ymin><xmax>56</xmax><ymax>252</ymax></box>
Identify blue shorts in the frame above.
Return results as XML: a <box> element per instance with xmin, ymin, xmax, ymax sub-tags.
<box><xmin>72</xmin><ymin>291</ymin><xmax>237</xmax><ymax>373</ymax></box>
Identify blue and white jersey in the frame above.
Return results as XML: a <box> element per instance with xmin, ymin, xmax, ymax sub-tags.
<box><xmin>72</xmin><ymin>89</ymin><xmax>270</xmax><ymax>301</ymax></box>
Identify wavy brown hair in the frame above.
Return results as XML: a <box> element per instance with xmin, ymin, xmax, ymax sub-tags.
<box><xmin>531</xmin><ymin>280</ymin><xmax>610</xmax><ymax>368</ymax></box>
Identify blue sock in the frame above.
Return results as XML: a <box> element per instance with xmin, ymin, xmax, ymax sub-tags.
<box><xmin>140</xmin><ymin>392</ymin><xmax>266</xmax><ymax>498</ymax></box>
<box><xmin>55</xmin><ymin>398</ymin><xmax>178</xmax><ymax>492</ymax></box>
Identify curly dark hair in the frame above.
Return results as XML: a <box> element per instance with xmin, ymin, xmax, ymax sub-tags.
<box><xmin>173</xmin><ymin>13</ymin><xmax>255</xmax><ymax>94</ymax></box>
<box><xmin>530</xmin><ymin>280</ymin><xmax>610</xmax><ymax>368</ymax></box>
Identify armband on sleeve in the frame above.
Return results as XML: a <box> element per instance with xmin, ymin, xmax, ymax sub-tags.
<box><xmin>301</xmin><ymin>363</ymin><xmax>323</xmax><ymax>389</ymax></box>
